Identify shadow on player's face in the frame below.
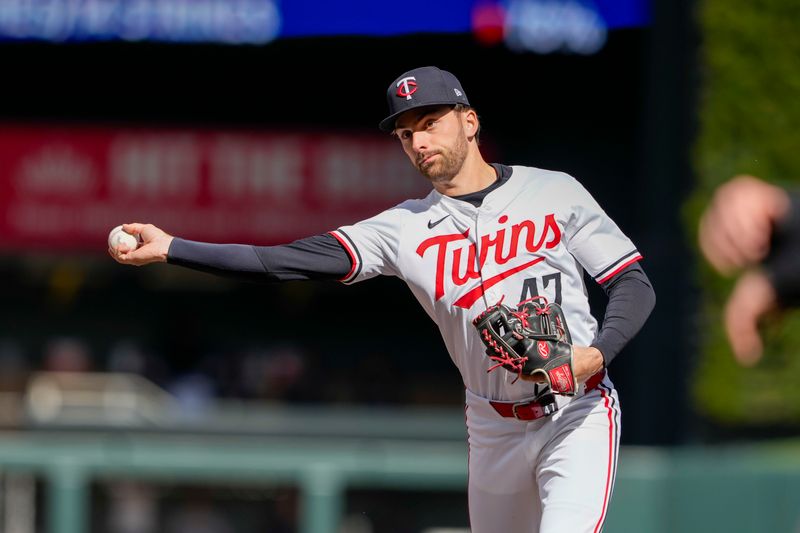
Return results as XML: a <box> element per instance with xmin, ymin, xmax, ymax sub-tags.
<box><xmin>393</xmin><ymin>105</ymin><xmax>457</xmax><ymax>144</ymax></box>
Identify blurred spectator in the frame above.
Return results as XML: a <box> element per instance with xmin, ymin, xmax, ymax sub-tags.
<box><xmin>698</xmin><ymin>175</ymin><xmax>800</xmax><ymax>364</ymax></box>
<box><xmin>165</xmin><ymin>500</ymin><xmax>234</xmax><ymax>533</ymax></box>
<box><xmin>107</xmin><ymin>339</ymin><xmax>169</xmax><ymax>388</ymax></box>
<box><xmin>42</xmin><ymin>337</ymin><xmax>92</xmax><ymax>372</ymax></box>
<box><xmin>0</xmin><ymin>340</ymin><xmax>29</xmax><ymax>425</ymax></box>
<box><xmin>167</xmin><ymin>372</ymin><xmax>217</xmax><ymax>416</ymax></box>
<box><xmin>340</xmin><ymin>514</ymin><xmax>375</xmax><ymax>533</ymax></box>
<box><xmin>354</xmin><ymin>351</ymin><xmax>401</xmax><ymax>404</ymax></box>
<box><xmin>0</xmin><ymin>340</ymin><xmax>29</xmax><ymax>393</ymax></box>
<box><xmin>105</xmin><ymin>481</ymin><xmax>158</xmax><ymax>533</ymax></box>
<box><xmin>262</xmin><ymin>346</ymin><xmax>306</xmax><ymax>400</ymax></box>
<box><xmin>238</xmin><ymin>345</ymin><xmax>306</xmax><ymax>401</ymax></box>
<box><xmin>107</xmin><ymin>340</ymin><xmax>149</xmax><ymax>375</ymax></box>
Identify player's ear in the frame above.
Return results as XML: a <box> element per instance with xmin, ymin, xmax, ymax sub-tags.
<box><xmin>462</xmin><ymin>108</ymin><xmax>479</xmax><ymax>141</ymax></box>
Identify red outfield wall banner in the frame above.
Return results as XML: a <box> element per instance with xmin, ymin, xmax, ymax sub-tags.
<box><xmin>0</xmin><ymin>126</ymin><xmax>432</xmax><ymax>251</ymax></box>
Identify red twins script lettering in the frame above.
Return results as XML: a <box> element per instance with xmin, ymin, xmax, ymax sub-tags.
<box><xmin>416</xmin><ymin>214</ymin><xmax>562</xmax><ymax>309</ymax></box>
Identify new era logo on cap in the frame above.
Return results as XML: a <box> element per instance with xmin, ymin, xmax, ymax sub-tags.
<box><xmin>379</xmin><ymin>66</ymin><xmax>470</xmax><ymax>131</ymax></box>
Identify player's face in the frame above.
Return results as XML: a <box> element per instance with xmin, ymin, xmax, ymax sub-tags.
<box><xmin>394</xmin><ymin>106</ymin><xmax>469</xmax><ymax>183</ymax></box>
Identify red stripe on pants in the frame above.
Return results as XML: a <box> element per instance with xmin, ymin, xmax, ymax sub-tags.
<box><xmin>593</xmin><ymin>388</ymin><xmax>615</xmax><ymax>533</ymax></box>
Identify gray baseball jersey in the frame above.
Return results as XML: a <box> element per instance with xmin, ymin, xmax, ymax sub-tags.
<box><xmin>331</xmin><ymin>165</ymin><xmax>641</xmax><ymax>401</ymax></box>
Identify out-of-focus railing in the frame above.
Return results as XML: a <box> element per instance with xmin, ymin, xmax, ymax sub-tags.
<box><xmin>2</xmin><ymin>371</ymin><xmax>472</xmax><ymax>533</ymax></box>
<box><xmin>0</xmin><ymin>431</ymin><xmax>469</xmax><ymax>533</ymax></box>
<box><xmin>19</xmin><ymin>371</ymin><xmax>468</xmax><ymax>440</ymax></box>
<box><xmin>1</xmin><ymin>432</ymin><xmax>800</xmax><ymax>533</ymax></box>
<box><xmin>0</xmin><ymin>373</ymin><xmax>799</xmax><ymax>533</ymax></box>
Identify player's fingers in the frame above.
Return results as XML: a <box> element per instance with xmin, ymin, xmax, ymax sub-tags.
<box><xmin>109</xmin><ymin>247</ymin><xmax>142</xmax><ymax>267</ymax></box>
<box><xmin>698</xmin><ymin>213</ymin><xmax>724</xmax><ymax>269</ymax></box>
<box><xmin>698</xmin><ymin>213</ymin><xmax>738</xmax><ymax>274</ymax></box>
<box><xmin>115</xmin><ymin>242</ymin><xmax>135</xmax><ymax>254</ymax></box>
<box><xmin>714</xmin><ymin>201</ymin><xmax>771</xmax><ymax>264</ymax></box>
<box><xmin>707</xmin><ymin>206</ymin><xmax>768</xmax><ymax>271</ymax></box>
<box><xmin>125</xmin><ymin>223</ymin><xmax>168</xmax><ymax>244</ymax></box>
<box><xmin>700</xmin><ymin>179</ymin><xmax>760</xmax><ymax>271</ymax></box>
<box><xmin>724</xmin><ymin>296</ymin><xmax>763</xmax><ymax>366</ymax></box>
<box><xmin>108</xmin><ymin>247</ymin><xmax>122</xmax><ymax>262</ymax></box>
<box><xmin>724</xmin><ymin>271</ymin><xmax>776</xmax><ymax>366</ymax></box>
<box><xmin>714</xmin><ymin>230</ymin><xmax>750</xmax><ymax>270</ymax></box>
<box><xmin>708</xmin><ymin>197</ymin><xmax>769</xmax><ymax>267</ymax></box>
<box><xmin>121</xmin><ymin>240</ymin><xmax>170</xmax><ymax>266</ymax></box>
<box><xmin>117</xmin><ymin>247</ymin><xmax>148</xmax><ymax>266</ymax></box>
<box><xmin>122</xmin><ymin>223</ymin><xmax>147</xmax><ymax>236</ymax></box>
<box><xmin>709</xmin><ymin>176</ymin><xmax>786</xmax><ymax>265</ymax></box>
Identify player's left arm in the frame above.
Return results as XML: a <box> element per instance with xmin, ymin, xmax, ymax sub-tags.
<box><xmin>564</xmin><ymin>265</ymin><xmax>655</xmax><ymax>383</ymax></box>
<box><xmin>553</xmin><ymin>174</ymin><xmax>656</xmax><ymax>378</ymax></box>
<box><xmin>591</xmin><ymin>263</ymin><xmax>655</xmax><ymax>364</ymax></box>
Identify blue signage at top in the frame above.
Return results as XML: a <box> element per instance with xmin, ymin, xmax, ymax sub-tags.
<box><xmin>0</xmin><ymin>0</ymin><xmax>650</xmax><ymax>45</ymax></box>
<box><xmin>280</xmin><ymin>0</ymin><xmax>650</xmax><ymax>37</ymax></box>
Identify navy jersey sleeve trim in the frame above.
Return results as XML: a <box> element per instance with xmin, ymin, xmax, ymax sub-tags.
<box><xmin>595</xmin><ymin>250</ymin><xmax>643</xmax><ymax>284</ymax></box>
<box><xmin>329</xmin><ymin>229</ymin><xmax>362</xmax><ymax>283</ymax></box>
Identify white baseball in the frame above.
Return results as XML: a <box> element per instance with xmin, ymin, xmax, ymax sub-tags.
<box><xmin>108</xmin><ymin>225</ymin><xmax>139</xmax><ymax>252</ymax></box>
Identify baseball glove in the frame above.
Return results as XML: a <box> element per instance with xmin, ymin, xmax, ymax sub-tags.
<box><xmin>472</xmin><ymin>297</ymin><xmax>577</xmax><ymax>395</ymax></box>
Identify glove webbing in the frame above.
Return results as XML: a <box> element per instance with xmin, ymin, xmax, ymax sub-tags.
<box><xmin>483</xmin><ymin>296</ymin><xmax>555</xmax><ymax>383</ymax></box>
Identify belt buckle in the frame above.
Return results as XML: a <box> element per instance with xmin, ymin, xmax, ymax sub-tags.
<box><xmin>511</xmin><ymin>393</ymin><xmax>558</xmax><ymax>421</ymax></box>
<box><xmin>512</xmin><ymin>400</ymin><xmax>544</xmax><ymax>421</ymax></box>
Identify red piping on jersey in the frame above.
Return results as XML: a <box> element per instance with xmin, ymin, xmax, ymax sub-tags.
<box><xmin>329</xmin><ymin>231</ymin><xmax>358</xmax><ymax>282</ymax></box>
<box><xmin>464</xmin><ymin>400</ymin><xmax>472</xmax><ymax>530</ymax></box>
<box><xmin>593</xmin><ymin>387</ymin><xmax>616</xmax><ymax>533</ymax></box>
<box><xmin>454</xmin><ymin>257</ymin><xmax>545</xmax><ymax>309</ymax></box>
<box><xmin>596</xmin><ymin>255</ymin><xmax>643</xmax><ymax>285</ymax></box>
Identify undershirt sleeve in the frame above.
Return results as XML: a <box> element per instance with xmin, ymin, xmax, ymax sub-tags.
<box><xmin>167</xmin><ymin>233</ymin><xmax>353</xmax><ymax>282</ymax></box>
<box><xmin>590</xmin><ymin>263</ymin><xmax>656</xmax><ymax>366</ymax></box>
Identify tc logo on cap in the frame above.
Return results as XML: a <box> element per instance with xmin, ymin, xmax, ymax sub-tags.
<box><xmin>396</xmin><ymin>76</ymin><xmax>418</xmax><ymax>100</ymax></box>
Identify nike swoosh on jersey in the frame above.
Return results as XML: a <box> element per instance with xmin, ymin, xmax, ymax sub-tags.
<box><xmin>427</xmin><ymin>215</ymin><xmax>451</xmax><ymax>229</ymax></box>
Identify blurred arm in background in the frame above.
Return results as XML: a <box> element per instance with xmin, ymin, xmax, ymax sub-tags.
<box><xmin>698</xmin><ymin>175</ymin><xmax>800</xmax><ymax>365</ymax></box>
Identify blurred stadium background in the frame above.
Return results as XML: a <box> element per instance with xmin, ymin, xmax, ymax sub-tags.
<box><xmin>0</xmin><ymin>0</ymin><xmax>798</xmax><ymax>532</ymax></box>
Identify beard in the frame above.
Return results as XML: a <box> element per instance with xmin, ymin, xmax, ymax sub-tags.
<box><xmin>415</xmin><ymin>127</ymin><xmax>469</xmax><ymax>182</ymax></box>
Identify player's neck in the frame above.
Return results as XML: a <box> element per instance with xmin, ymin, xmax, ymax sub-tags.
<box><xmin>435</xmin><ymin>154</ymin><xmax>496</xmax><ymax>197</ymax></box>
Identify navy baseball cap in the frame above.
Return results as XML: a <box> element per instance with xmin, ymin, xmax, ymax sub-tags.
<box><xmin>379</xmin><ymin>66</ymin><xmax>470</xmax><ymax>132</ymax></box>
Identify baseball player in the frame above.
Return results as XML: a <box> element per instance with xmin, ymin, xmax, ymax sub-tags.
<box><xmin>111</xmin><ymin>66</ymin><xmax>655</xmax><ymax>532</ymax></box>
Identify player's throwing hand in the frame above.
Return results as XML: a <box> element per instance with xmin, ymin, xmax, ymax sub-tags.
<box><xmin>108</xmin><ymin>223</ymin><xmax>174</xmax><ymax>266</ymax></box>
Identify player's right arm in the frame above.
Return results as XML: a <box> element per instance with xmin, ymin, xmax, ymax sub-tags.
<box><xmin>111</xmin><ymin>201</ymin><xmax>406</xmax><ymax>281</ymax></box>
<box><xmin>109</xmin><ymin>222</ymin><xmax>353</xmax><ymax>282</ymax></box>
